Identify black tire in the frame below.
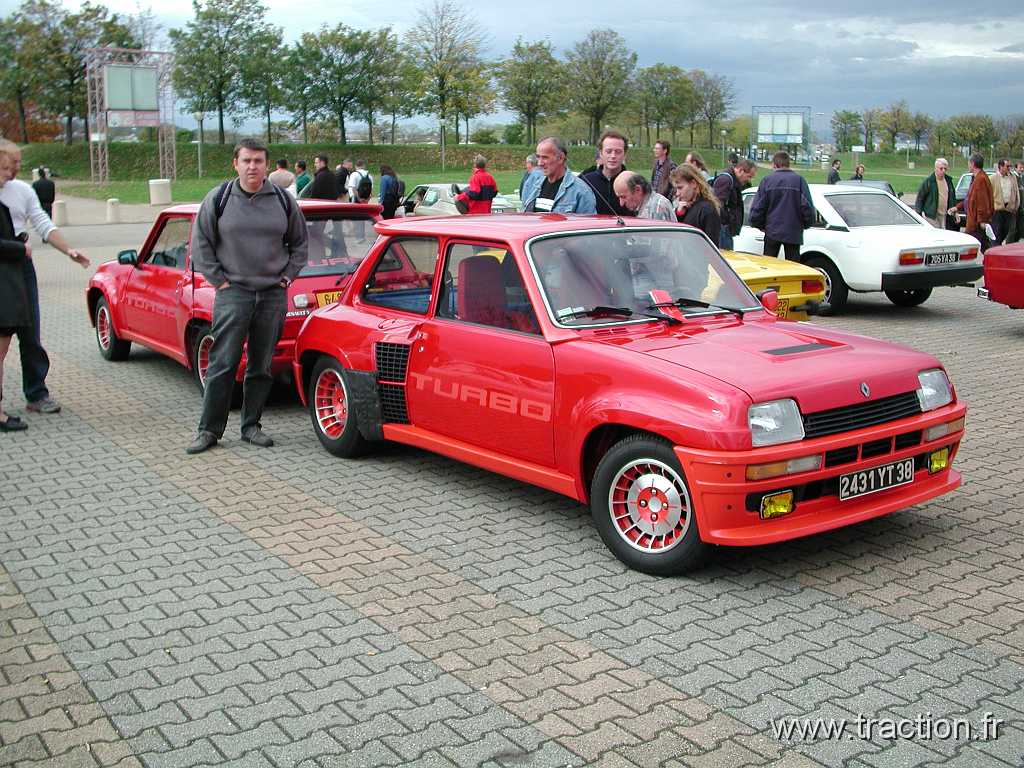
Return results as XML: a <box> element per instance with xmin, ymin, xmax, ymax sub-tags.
<box><xmin>308</xmin><ymin>356</ymin><xmax>367</xmax><ymax>458</ymax></box>
<box><xmin>94</xmin><ymin>297</ymin><xmax>131</xmax><ymax>361</ymax></box>
<box><xmin>805</xmin><ymin>256</ymin><xmax>848</xmax><ymax>315</ymax></box>
<box><xmin>884</xmin><ymin>288</ymin><xmax>932</xmax><ymax>307</ymax></box>
<box><xmin>190</xmin><ymin>325</ymin><xmax>241</xmax><ymax>406</ymax></box>
<box><xmin>590</xmin><ymin>435</ymin><xmax>709</xmax><ymax>575</ymax></box>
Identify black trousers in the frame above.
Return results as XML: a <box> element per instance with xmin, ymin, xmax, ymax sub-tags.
<box><xmin>764</xmin><ymin>238</ymin><xmax>802</xmax><ymax>262</ymax></box>
<box><xmin>15</xmin><ymin>258</ymin><xmax>50</xmax><ymax>403</ymax></box>
<box><xmin>992</xmin><ymin>210</ymin><xmax>1015</xmax><ymax>245</ymax></box>
<box><xmin>198</xmin><ymin>284</ymin><xmax>286</xmax><ymax>438</ymax></box>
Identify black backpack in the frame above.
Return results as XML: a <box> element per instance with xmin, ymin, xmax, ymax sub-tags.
<box><xmin>394</xmin><ymin>177</ymin><xmax>406</xmax><ymax>200</ymax></box>
<box><xmin>356</xmin><ymin>172</ymin><xmax>373</xmax><ymax>200</ymax></box>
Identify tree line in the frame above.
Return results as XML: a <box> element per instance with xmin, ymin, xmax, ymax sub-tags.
<box><xmin>831</xmin><ymin>101</ymin><xmax>1024</xmax><ymax>160</ymax></box>
<box><xmin>0</xmin><ymin>0</ymin><xmax>736</xmax><ymax>149</ymax></box>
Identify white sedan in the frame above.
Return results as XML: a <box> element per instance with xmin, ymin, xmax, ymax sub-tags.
<box><xmin>735</xmin><ymin>184</ymin><xmax>982</xmax><ymax>313</ymax></box>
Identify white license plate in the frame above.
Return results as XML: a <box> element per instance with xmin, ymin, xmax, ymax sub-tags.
<box><xmin>839</xmin><ymin>458</ymin><xmax>915</xmax><ymax>501</ymax></box>
<box><xmin>926</xmin><ymin>252</ymin><xmax>960</xmax><ymax>265</ymax></box>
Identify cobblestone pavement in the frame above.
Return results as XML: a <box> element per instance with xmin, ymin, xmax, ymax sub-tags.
<box><xmin>2</xmin><ymin>221</ymin><xmax>1023</xmax><ymax>768</ymax></box>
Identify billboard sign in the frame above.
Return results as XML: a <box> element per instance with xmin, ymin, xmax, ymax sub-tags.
<box><xmin>756</xmin><ymin>112</ymin><xmax>805</xmax><ymax>145</ymax></box>
<box><xmin>104</xmin><ymin>65</ymin><xmax>159</xmax><ymax>111</ymax></box>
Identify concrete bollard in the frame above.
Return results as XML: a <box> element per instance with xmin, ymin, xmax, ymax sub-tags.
<box><xmin>106</xmin><ymin>198</ymin><xmax>121</xmax><ymax>224</ymax></box>
<box><xmin>52</xmin><ymin>200</ymin><xmax>68</xmax><ymax>226</ymax></box>
<box><xmin>148</xmin><ymin>178</ymin><xmax>172</xmax><ymax>205</ymax></box>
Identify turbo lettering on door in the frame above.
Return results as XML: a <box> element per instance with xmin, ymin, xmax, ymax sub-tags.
<box><xmin>409</xmin><ymin>372</ymin><xmax>551</xmax><ymax>422</ymax></box>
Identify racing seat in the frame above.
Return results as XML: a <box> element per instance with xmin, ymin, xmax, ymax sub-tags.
<box><xmin>458</xmin><ymin>254</ymin><xmax>506</xmax><ymax>326</ymax></box>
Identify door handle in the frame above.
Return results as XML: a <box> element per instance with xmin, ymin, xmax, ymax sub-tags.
<box><xmin>754</xmin><ymin>235</ymin><xmax>765</xmax><ymax>241</ymax></box>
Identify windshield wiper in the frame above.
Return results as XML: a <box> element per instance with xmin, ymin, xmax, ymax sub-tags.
<box><xmin>558</xmin><ymin>305</ymin><xmax>681</xmax><ymax>325</ymax></box>
<box><xmin>647</xmin><ymin>297</ymin><xmax>746</xmax><ymax>320</ymax></box>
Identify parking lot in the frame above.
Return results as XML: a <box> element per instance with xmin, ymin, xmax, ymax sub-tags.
<box><xmin>2</xmin><ymin>213</ymin><xmax>1023</xmax><ymax>768</ymax></box>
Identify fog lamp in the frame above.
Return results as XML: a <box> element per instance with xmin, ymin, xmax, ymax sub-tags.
<box><xmin>928</xmin><ymin>448</ymin><xmax>949</xmax><ymax>474</ymax></box>
<box><xmin>924</xmin><ymin>417</ymin><xmax>965</xmax><ymax>442</ymax></box>
<box><xmin>760</xmin><ymin>491</ymin><xmax>794</xmax><ymax>520</ymax></box>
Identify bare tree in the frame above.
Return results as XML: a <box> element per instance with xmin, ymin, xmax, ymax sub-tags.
<box><xmin>405</xmin><ymin>0</ymin><xmax>486</xmax><ymax>167</ymax></box>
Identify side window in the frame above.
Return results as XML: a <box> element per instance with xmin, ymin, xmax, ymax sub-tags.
<box><xmin>742</xmin><ymin>194</ymin><xmax>754</xmax><ymax>224</ymax></box>
<box><xmin>148</xmin><ymin>218</ymin><xmax>191</xmax><ymax>269</ymax></box>
<box><xmin>437</xmin><ymin>243</ymin><xmax>540</xmax><ymax>334</ymax></box>
<box><xmin>362</xmin><ymin>237</ymin><xmax>439</xmax><ymax>314</ymax></box>
<box><xmin>422</xmin><ymin>189</ymin><xmax>440</xmax><ymax>206</ymax></box>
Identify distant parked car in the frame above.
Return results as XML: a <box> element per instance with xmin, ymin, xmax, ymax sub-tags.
<box><xmin>735</xmin><ymin>184</ymin><xmax>982</xmax><ymax>313</ymax></box>
<box><xmin>978</xmin><ymin>242</ymin><xmax>1024</xmax><ymax>310</ymax></box>
<box><xmin>401</xmin><ymin>183</ymin><xmax>517</xmax><ymax>217</ymax></box>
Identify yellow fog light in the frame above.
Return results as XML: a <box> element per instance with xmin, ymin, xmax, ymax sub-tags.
<box><xmin>924</xmin><ymin>417</ymin><xmax>965</xmax><ymax>442</ymax></box>
<box><xmin>928</xmin><ymin>448</ymin><xmax>949</xmax><ymax>474</ymax></box>
<box><xmin>760</xmin><ymin>491</ymin><xmax>794</xmax><ymax>520</ymax></box>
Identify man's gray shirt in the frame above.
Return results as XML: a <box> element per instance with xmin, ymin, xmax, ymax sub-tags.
<box><xmin>191</xmin><ymin>179</ymin><xmax>309</xmax><ymax>290</ymax></box>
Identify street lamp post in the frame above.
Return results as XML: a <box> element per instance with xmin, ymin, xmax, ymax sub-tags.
<box><xmin>192</xmin><ymin>112</ymin><xmax>205</xmax><ymax>178</ymax></box>
<box><xmin>720</xmin><ymin>129</ymin><xmax>727</xmax><ymax>168</ymax></box>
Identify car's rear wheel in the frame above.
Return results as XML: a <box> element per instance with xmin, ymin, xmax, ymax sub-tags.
<box><xmin>590</xmin><ymin>435</ymin><xmax>709</xmax><ymax>575</ymax></box>
<box><xmin>884</xmin><ymin>288</ymin><xmax>932</xmax><ymax>307</ymax></box>
<box><xmin>94</xmin><ymin>297</ymin><xmax>131</xmax><ymax>361</ymax></box>
<box><xmin>191</xmin><ymin>325</ymin><xmax>241</xmax><ymax>406</ymax></box>
<box><xmin>308</xmin><ymin>356</ymin><xmax>367</xmax><ymax>458</ymax></box>
<box><xmin>805</xmin><ymin>257</ymin><xmax>848</xmax><ymax>314</ymax></box>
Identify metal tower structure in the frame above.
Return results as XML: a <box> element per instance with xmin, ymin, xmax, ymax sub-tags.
<box><xmin>85</xmin><ymin>47</ymin><xmax>176</xmax><ymax>184</ymax></box>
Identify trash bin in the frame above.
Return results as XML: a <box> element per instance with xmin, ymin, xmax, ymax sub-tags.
<box><xmin>106</xmin><ymin>198</ymin><xmax>121</xmax><ymax>223</ymax></box>
<box><xmin>52</xmin><ymin>200</ymin><xmax>68</xmax><ymax>226</ymax></box>
<box><xmin>148</xmin><ymin>179</ymin><xmax>172</xmax><ymax>205</ymax></box>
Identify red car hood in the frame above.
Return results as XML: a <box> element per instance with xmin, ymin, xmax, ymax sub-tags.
<box><xmin>588</xmin><ymin>319</ymin><xmax>940</xmax><ymax>413</ymax></box>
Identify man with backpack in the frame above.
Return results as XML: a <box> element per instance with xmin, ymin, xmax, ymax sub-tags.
<box><xmin>186</xmin><ymin>138</ymin><xmax>308</xmax><ymax>455</ymax></box>
<box><xmin>712</xmin><ymin>157</ymin><xmax>757</xmax><ymax>250</ymax></box>
<box><xmin>347</xmin><ymin>160</ymin><xmax>373</xmax><ymax>240</ymax></box>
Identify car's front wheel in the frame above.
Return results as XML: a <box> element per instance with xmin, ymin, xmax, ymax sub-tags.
<box><xmin>805</xmin><ymin>257</ymin><xmax>848</xmax><ymax>314</ymax></box>
<box><xmin>94</xmin><ymin>297</ymin><xmax>131</xmax><ymax>361</ymax></box>
<box><xmin>590</xmin><ymin>435</ymin><xmax>709</xmax><ymax>575</ymax></box>
<box><xmin>884</xmin><ymin>288</ymin><xmax>932</xmax><ymax>307</ymax></box>
<box><xmin>308</xmin><ymin>356</ymin><xmax>367</xmax><ymax>458</ymax></box>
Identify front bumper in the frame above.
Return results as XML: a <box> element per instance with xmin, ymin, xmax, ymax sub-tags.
<box><xmin>674</xmin><ymin>401</ymin><xmax>966</xmax><ymax>546</ymax></box>
<box><xmin>881</xmin><ymin>265</ymin><xmax>982</xmax><ymax>291</ymax></box>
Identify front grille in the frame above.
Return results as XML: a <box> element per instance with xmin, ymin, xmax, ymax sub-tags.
<box><xmin>375</xmin><ymin>342</ymin><xmax>410</xmax><ymax>383</ymax></box>
<box><xmin>378</xmin><ymin>383</ymin><xmax>409</xmax><ymax>423</ymax></box>
<box><xmin>803</xmin><ymin>392</ymin><xmax>921</xmax><ymax>439</ymax></box>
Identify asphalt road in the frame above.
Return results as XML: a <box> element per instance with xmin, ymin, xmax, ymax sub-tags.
<box><xmin>1</xmin><ymin>218</ymin><xmax>1023</xmax><ymax>768</ymax></box>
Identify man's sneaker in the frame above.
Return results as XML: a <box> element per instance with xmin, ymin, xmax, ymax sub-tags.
<box><xmin>241</xmin><ymin>429</ymin><xmax>274</xmax><ymax>447</ymax></box>
<box><xmin>185</xmin><ymin>431</ymin><xmax>218</xmax><ymax>455</ymax></box>
<box><xmin>26</xmin><ymin>397</ymin><xmax>61</xmax><ymax>414</ymax></box>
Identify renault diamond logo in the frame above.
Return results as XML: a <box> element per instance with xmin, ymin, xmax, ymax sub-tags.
<box><xmin>860</xmin><ymin>382</ymin><xmax>871</xmax><ymax>398</ymax></box>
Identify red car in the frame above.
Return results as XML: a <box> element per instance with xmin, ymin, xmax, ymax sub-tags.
<box><xmin>978</xmin><ymin>242</ymin><xmax>1024</xmax><ymax>310</ymax></box>
<box><xmin>293</xmin><ymin>215</ymin><xmax>967</xmax><ymax>575</ymax></box>
<box><xmin>87</xmin><ymin>200</ymin><xmax>381</xmax><ymax>392</ymax></box>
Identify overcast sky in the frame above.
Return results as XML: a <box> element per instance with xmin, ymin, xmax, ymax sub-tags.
<box><xmin>4</xmin><ymin>0</ymin><xmax>1024</xmax><ymax>129</ymax></box>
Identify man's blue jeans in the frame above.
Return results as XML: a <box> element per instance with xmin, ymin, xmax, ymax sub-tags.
<box><xmin>719</xmin><ymin>227</ymin><xmax>734</xmax><ymax>251</ymax></box>
<box><xmin>15</xmin><ymin>259</ymin><xmax>50</xmax><ymax>403</ymax></box>
<box><xmin>198</xmin><ymin>284</ymin><xmax>286</xmax><ymax>438</ymax></box>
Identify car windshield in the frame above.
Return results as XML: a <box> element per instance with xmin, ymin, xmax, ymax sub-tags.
<box><xmin>528</xmin><ymin>229</ymin><xmax>758</xmax><ymax>326</ymax></box>
<box><xmin>299</xmin><ymin>213</ymin><xmax>377</xmax><ymax>277</ymax></box>
<box><xmin>825</xmin><ymin>193</ymin><xmax>919</xmax><ymax>228</ymax></box>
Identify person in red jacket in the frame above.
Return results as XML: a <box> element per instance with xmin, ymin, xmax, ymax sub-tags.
<box><xmin>455</xmin><ymin>155</ymin><xmax>498</xmax><ymax>214</ymax></box>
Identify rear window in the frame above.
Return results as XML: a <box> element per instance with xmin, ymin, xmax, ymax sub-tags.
<box><xmin>299</xmin><ymin>214</ymin><xmax>377</xmax><ymax>277</ymax></box>
<box><xmin>825</xmin><ymin>193</ymin><xmax>918</xmax><ymax>228</ymax></box>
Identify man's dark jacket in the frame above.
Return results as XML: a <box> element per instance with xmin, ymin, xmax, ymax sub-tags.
<box><xmin>580</xmin><ymin>166</ymin><xmax>631</xmax><ymax>216</ymax></box>
<box><xmin>712</xmin><ymin>169</ymin><xmax>744</xmax><ymax>236</ymax></box>
<box><xmin>748</xmin><ymin>168</ymin><xmax>815</xmax><ymax>244</ymax></box>
<box><xmin>915</xmin><ymin>173</ymin><xmax>957</xmax><ymax>227</ymax></box>
<box><xmin>32</xmin><ymin>177</ymin><xmax>55</xmax><ymax>214</ymax></box>
<box><xmin>308</xmin><ymin>167</ymin><xmax>338</xmax><ymax>200</ymax></box>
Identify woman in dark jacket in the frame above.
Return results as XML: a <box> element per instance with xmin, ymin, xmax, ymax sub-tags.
<box><xmin>0</xmin><ymin>175</ymin><xmax>32</xmax><ymax>430</ymax></box>
<box><xmin>671</xmin><ymin>162</ymin><xmax>722</xmax><ymax>243</ymax></box>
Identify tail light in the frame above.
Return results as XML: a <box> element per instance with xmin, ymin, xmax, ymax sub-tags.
<box><xmin>899</xmin><ymin>250</ymin><xmax>924</xmax><ymax>265</ymax></box>
<box><xmin>961</xmin><ymin>247</ymin><xmax>978</xmax><ymax>261</ymax></box>
<box><xmin>801</xmin><ymin>279</ymin><xmax>824</xmax><ymax>294</ymax></box>
<box><xmin>293</xmin><ymin>294</ymin><xmax>311</xmax><ymax>309</ymax></box>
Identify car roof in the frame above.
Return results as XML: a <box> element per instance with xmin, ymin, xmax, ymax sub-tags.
<box><xmin>374</xmin><ymin>213</ymin><xmax>685</xmax><ymax>241</ymax></box>
<box><xmin>161</xmin><ymin>200</ymin><xmax>382</xmax><ymax>215</ymax></box>
<box><xmin>746</xmin><ymin>183</ymin><xmax>891</xmax><ymax>196</ymax></box>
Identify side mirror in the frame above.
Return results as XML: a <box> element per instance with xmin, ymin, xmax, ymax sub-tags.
<box><xmin>117</xmin><ymin>249</ymin><xmax>139</xmax><ymax>267</ymax></box>
<box><xmin>757</xmin><ymin>289</ymin><xmax>779</xmax><ymax>313</ymax></box>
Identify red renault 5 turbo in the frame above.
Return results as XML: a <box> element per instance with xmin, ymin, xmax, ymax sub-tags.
<box><xmin>86</xmin><ymin>200</ymin><xmax>381</xmax><ymax>393</ymax></box>
<box><xmin>293</xmin><ymin>214</ymin><xmax>967</xmax><ymax>575</ymax></box>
